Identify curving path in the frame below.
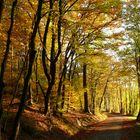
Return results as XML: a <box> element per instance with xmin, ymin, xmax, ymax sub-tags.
<box><xmin>70</xmin><ymin>113</ymin><xmax>139</xmax><ymax>140</ymax></box>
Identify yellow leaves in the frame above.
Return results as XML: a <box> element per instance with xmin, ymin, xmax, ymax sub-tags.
<box><xmin>63</xmin><ymin>0</ymin><xmax>122</xmax><ymax>37</ymax></box>
<box><xmin>0</xmin><ymin>23</ymin><xmax>7</xmax><ymax>44</ymax></box>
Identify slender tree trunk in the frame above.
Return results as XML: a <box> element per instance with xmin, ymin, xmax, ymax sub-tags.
<box><xmin>2</xmin><ymin>56</ymin><xmax>27</xmax><ymax>132</ymax></box>
<box><xmin>125</xmin><ymin>88</ymin><xmax>128</xmax><ymax>115</ymax></box>
<box><xmin>41</xmin><ymin>0</ymin><xmax>57</xmax><ymax>115</ymax></box>
<box><xmin>83</xmin><ymin>64</ymin><xmax>89</xmax><ymax>113</ymax></box>
<box><xmin>84</xmin><ymin>91</ymin><xmax>89</xmax><ymax>112</ymax></box>
<box><xmin>129</xmin><ymin>89</ymin><xmax>132</xmax><ymax>115</ymax></box>
<box><xmin>119</xmin><ymin>87</ymin><xmax>123</xmax><ymax>114</ymax></box>
<box><xmin>0</xmin><ymin>0</ymin><xmax>4</xmax><ymax>22</ymax></box>
<box><xmin>99</xmin><ymin>78</ymin><xmax>109</xmax><ymax>109</ymax></box>
<box><xmin>42</xmin><ymin>0</ymin><xmax>53</xmax><ymax>83</ymax></box>
<box><xmin>0</xmin><ymin>1</ymin><xmax>18</xmax><ymax>139</ymax></box>
<box><xmin>9</xmin><ymin>1</ymin><xmax>43</xmax><ymax>139</ymax></box>
<box><xmin>66</xmin><ymin>91</ymin><xmax>70</xmax><ymax>112</ymax></box>
<box><xmin>55</xmin><ymin>50</ymin><xmax>74</xmax><ymax>114</ymax></box>
<box><xmin>0</xmin><ymin>0</ymin><xmax>18</xmax><ymax>119</ymax></box>
<box><xmin>134</xmin><ymin>49</ymin><xmax>140</xmax><ymax>120</ymax></box>
<box><xmin>35</xmin><ymin>55</ymin><xmax>39</xmax><ymax>102</ymax></box>
<box><xmin>61</xmin><ymin>85</ymin><xmax>65</xmax><ymax>109</ymax></box>
<box><xmin>10</xmin><ymin>46</ymin><xmax>14</xmax><ymax>94</ymax></box>
<box><xmin>136</xmin><ymin>75</ymin><xmax>140</xmax><ymax>120</ymax></box>
<box><xmin>44</xmin><ymin>83</ymin><xmax>53</xmax><ymax>114</ymax></box>
<box><xmin>99</xmin><ymin>67</ymin><xmax>114</xmax><ymax>110</ymax></box>
<box><xmin>28</xmin><ymin>81</ymin><xmax>33</xmax><ymax>105</ymax></box>
<box><xmin>44</xmin><ymin>19</ymin><xmax>56</xmax><ymax>115</ymax></box>
<box><xmin>91</xmin><ymin>82</ymin><xmax>97</xmax><ymax>114</ymax></box>
<box><xmin>43</xmin><ymin>0</ymin><xmax>62</xmax><ymax>115</ymax></box>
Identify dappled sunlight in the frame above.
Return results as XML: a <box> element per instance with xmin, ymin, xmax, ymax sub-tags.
<box><xmin>70</xmin><ymin>114</ymin><xmax>138</xmax><ymax>140</ymax></box>
<box><xmin>0</xmin><ymin>0</ymin><xmax>140</xmax><ymax>139</ymax></box>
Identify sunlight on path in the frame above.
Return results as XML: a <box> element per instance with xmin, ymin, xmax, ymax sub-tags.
<box><xmin>71</xmin><ymin>114</ymin><xmax>138</xmax><ymax>140</ymax></box>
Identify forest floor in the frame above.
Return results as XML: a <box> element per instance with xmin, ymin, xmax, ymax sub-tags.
<box><xmin>1</xmin><ymin>95</ymin><xmax>107</xmax><ymax>140</ymax></box>
<box><xmin>1</xmin><ymin>109</ymin><xmax>107</xmax><ymax>140</ymax></box>
<box><xmin>1</xmin><ymin>96</ymin><xmax>140</xmax><ymax>140</ymax></box>
<box><xmin>2</xmin><ymin>111</ymin><xmax>140</xmax><ymax>140</ymax></box>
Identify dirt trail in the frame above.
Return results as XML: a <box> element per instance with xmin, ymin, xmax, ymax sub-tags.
<box><xmin>70</xmin><ymin>113</ymin><xmax>139</xmax><ymax>140</ymax></box>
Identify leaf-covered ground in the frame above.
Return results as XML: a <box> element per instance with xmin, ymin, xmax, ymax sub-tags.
<box><xmin>1</xmin><ymin>95</ymin><xmax>140</xmax><ymax>140</ymax></box>
<box><xmin>1</xmin><ymin>110</ymin><xmax>106</xmax><ymax>140</ymax></box>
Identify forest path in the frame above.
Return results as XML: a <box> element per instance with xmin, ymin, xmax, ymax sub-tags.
<box><xmin>70</xmin><ymin>113</ymin><xmax>139</xmax><ymax>140</ymax></box>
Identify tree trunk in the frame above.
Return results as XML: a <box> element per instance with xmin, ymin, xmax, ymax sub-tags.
<box><xmin>28</xmin><ymin>82</ymin><xmax>33</xmax><ymax>105</ymax></box>
<box><xmin>83</xmin><ymin>64</ymin><xmax>89</xmax><ymax>113</ymax></box>
<box><xmin>135</xmin><ymin>49</ymin><xmax>140</xmax><ymax>120</ymax></box>
<box><xmin>137</xmin><ymin>75</ymin><xmax>140</xmax><ymax>121</ymax></box>
<box><xmin>99</xmin><ymin>78</ymin><xmax>109</xmax><ymax>109</ymax></box>
<box><xmin>84</xmin><ymin>91</ymin><xmax>89</xmax><ymax>113</ymax></box>
<box><xmin>99</xmin><ymin>67</ymin><xmax>114</xmax><ymax>110</ymax></box>
<box><xmin>91</xmin><ymin>84</ymin><xmax>97</xmax><ymax>114</ymax></box>
<box><xmin>9</xmin><ymin>0</ymin><xmax>43</xmax><ymax>139</ymax></box>
<box><xmin>119</xmin><ymin>87</ymin><xmax>123</xmax><ymax>114</ymax></box>
<box><xmin>0</xmin><ymin>1</ymin><xmax>18</xmax><ymax>139</ymax></box>
<box><xmin>42</xmin><ymin>0</ymin><xmax>62</xmax><ymax>115</ymax></box>
<box><xmin>35</xmin><ymin>56</ymin><xmax>39</xmax><ymax>102</ymax></box>
<box><xmin>44</xmin><ymin>83</ymin><xmax>53</xmax><ymax>114</ymax></box>
<box><xmin>42</xmin><ymin>0</ymin><xmax>53</xmax><ymax>83</ymax></box>
<box><xmin>55</xmin><ymin>50</ymin><xmax>73</xmax><ymax>114</ymax></box>
<box><xmin>61</xmin><ymin>85</ymin><xmax>65</xmax><ymax>109</ymax></box>
<box><xmin>0</xmin><ymin>0</ymin><xmax>4</xmax><ymax>22</ymax></box>
<box><xmin>44</xmin><ymin>21</ymin><xmax>56</xmax><ymax>115</ymax></box>
<box><xmin>0</xmin><ymin>0</ymin><xmax>18</xmax><ymax>120</ymax></box>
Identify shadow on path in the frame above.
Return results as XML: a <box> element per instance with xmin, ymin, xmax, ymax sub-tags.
<box><xmin>70</xmin><ymin>113</ymin><xmax>139</xmax><ymax>140</ymax></box>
